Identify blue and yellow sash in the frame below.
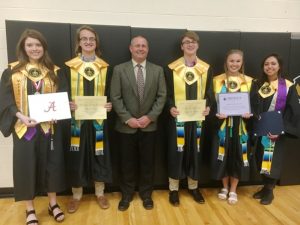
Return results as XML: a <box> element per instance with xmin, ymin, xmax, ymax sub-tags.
<box><xmin>168</xmin><ymin>57</ymin><xmax>209</xmax><ymax>152</ymax></box>
<box><xmin>214</xmin><ymin>73</ymin><xmax>252</xmax><ymax>166</ymax></box>
<box><xmin>66</xmin><ymin>56</ymin><xmax>108</xmax><ymax>155</ymax></box>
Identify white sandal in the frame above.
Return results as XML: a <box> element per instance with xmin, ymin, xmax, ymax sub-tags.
<box><xmin>218</xmin><ymin>188</ymin><xmax>228</xmax><ymax>200</ymax></box>
<box><xmin>228</xmin><ymin>192</ymin><xmax>238</xmax><ymax>204</ymax></box>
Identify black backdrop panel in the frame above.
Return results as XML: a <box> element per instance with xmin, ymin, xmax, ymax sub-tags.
<box><xmin>240</xmin><ymin>32</ymin><xmax>291</xmax><ymax>79</ymax></box>
<box><xmin>131</xmin><ymin>27</ymin><xmax>185</xmax><ymax>67</ymax></box>
<box><xmin>5</xmin><ymin>20</ymin><xmax>72</xmax><ymax>68</ymax></box>
<box><xmin>279</xmin><ymin>136</ymin><xmax>300</xmax><ymax>185</ymax></box>
<box><xmin>195</xmin><ymin>31</ymin><xmax>241</xmax><ymax>75</ymax></box>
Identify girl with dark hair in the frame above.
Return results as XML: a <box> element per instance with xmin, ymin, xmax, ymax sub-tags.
<box><xmin>252</xmin><ymin>53</ymin><xmax>293</xmax><ymax>205</ymax></box>
<box><xmin>0</xmin><ymin>29</ymin><xmax>67</xmax><ymax>224</ymax></box>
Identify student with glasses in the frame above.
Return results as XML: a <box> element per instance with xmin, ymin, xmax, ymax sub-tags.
<box><xmin>165</xmin><ymin>31</ymin><xmax>214</xmax><ymax>206</ymax></box>
<box><xmin>65</xmin><ymin>25</ymin><xmax>112</xmax><ymax>213</ymax></box>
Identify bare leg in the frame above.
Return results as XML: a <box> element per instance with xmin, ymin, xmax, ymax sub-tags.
<box><xmin>222</xmin><ymin>176</ymin><xmax>229</xmax><ymax>189</ymax></box>
<box><xmin>228</xmin><ymin>177</ymin><xmax>239</xmax><ymax>204</ymax></box>
<box><xmin>229</xmin><ymin>177</ymin><xmax>239</xmax><ymax>193</ymax></box>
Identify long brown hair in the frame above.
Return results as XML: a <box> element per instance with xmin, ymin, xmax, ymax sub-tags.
<box><xmin>74</xmin><ymin>25</ymin><xmax>101</xmax><ymax>57</ymax></box>
<box><xmin>12</xmin><ymin>29</ymin><xmax>57</xmax><ymax>84</ymax></box>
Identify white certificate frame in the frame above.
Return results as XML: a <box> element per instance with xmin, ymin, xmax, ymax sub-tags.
<box><xmin>176</xmin><ymin>99</ymin><xmax>206</xmax><ymax>122</ymax></box>
<box><xmin>217</xmin><ymin>92</ymin><xmax>251</xmax><ymax>116</ymax></box>
<box><xmin>28</xmin><ymin>92</ymin><xmax>71</xmax><ymax>122</ymax></box>
<box><xmin>75</xmin><ymin>96</ymin><xmax>107</xmax><ymax>120</ymax></box>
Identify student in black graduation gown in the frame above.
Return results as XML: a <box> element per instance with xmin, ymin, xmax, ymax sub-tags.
<box><xmin>65</xmin><ymin>25</ymin><xmax>112</xmax><ymax>213</ymax></box>
<box><xmin>0</xmin><ymin>29</ymin><xmax>66</xmax><ymax>224</ymax></box>
<box><xmin>211</xmin><ymin>49</ymin><xmax>254</xmax><ymax>205</ymax></box>
<box><xmin>165</xmin><ymin>31</ymin><xmax>214</xmax><ymax>206</ymax></box>
<box><xmin>252</xmin><ymin>53</ymin><xmax>293</xmax><ymax>205</ymax></box>
<box><xmin>284</xmin><ymin>76</ymin><xmax>300</xmax><ymax>138</ymax></box>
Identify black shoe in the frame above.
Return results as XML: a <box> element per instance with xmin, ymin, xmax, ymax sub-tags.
<box><xmin>142</xmin><ymin>197</ymin><xmax>154</xmax><ymax>210</ymax></box>
<box><xmin>118</xmin><ymin>196</ymin><xmax>132</xmax><ymax>211</ymax></box>
<box><xmin>169</xmin><ymin>191</ymin><xmax>180</xmax><ymax>206</ymax></box>
<box><xmin>188</xmin><ymin>189</ymin><xmax>205</xmax><ymax>204</ymax></box>
<box><xmin>253</xmin><ymin>187</ymin><xmax>267</xmax><ymax>199</ymax></box>
<box><xmin>260</xmin><ymin>189</ymin><xmax>274</xmax><ymax>205</ymax></box>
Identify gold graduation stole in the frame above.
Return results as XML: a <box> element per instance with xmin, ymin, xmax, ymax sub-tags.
<box><xmin>66</xmin><ymin>56</ymin><xmax>108</xmax><ymax>155</ymax></box>
<box><xmin>168</xmin><ymin>57</ymin><xmax>209</xmax><ymax>152</ymax></box>
<box><xmin>10</xmin><ymin>62</ymin><xmax>58</xmax><ymax>139</ymax></box>
<box><xmin>296</xmin><ymin>84</ymin><xmax>300</xmax><ymax>96</ymax></box>
<box><xmin>213</xmin><ymin>73</ymin><xmax>252</xmax><ymax>166</ymax></box>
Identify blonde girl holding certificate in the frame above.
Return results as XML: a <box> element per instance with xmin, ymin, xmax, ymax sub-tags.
<box><xmin>212</xmin><ymin>49</ymin><xmax>253</xmax><ymax>204</ymax></box>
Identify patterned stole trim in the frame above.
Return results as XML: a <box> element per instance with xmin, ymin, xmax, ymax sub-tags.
<box><xmin>260</xmin><ymin>136</ymin><xmax>274</xmax><ymax>175</ymax></box>
<box><xmin>11</xmin><ymin>68</ymin><xmax>56</xmax><ymax>139</ymax></box>
<box><xmin>68</xmin><ymin>58</ymin><xmax>107</xmax><ymax>155</ymax></box>
<box><xmin>170</xmin><ymin>58</ymin><xmax>209</xmax><ymax>152</ymax></box>
<box><xmin>216</xmin><ymin>76</ymin><xmax>251</xmax><ymax>166</ymax></box>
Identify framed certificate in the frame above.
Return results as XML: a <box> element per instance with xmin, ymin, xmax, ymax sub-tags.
<box><xmin>176</xmin><ymin>99</ymin><xmax>206</xmax><ymax>122</ymax></box>
<box><xmin>217</xmin><ymin>92</ymin><xmax>250</xmax><ymax>116</ymax></box>
<box><xmin>75</xmin><ymin>96</ymin><xmax>107</xmax><ymax>120</ymax></box>
<box><xmin>28</xmin><ymin>92</ymin><xmax>71</xmax><ymax>122</ymax></box>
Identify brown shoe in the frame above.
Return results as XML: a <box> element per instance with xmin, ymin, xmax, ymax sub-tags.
<box><xmin>67</xmin><ymin>198</ymin><xmax>80</xmax><ymax>213</ymax></box>
<box><xmin>97</xmin><ymin>195</ymin><xmax>110</xmax><ymax>209</ymax></box>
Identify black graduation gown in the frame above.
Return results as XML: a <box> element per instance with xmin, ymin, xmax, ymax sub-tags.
<box><xmin>165</xmin><ymin>66</ymin><xmax>214</xmax><ymax>180</ymax></box>
<box><xmin>284</xmin><ymin>84</ymin><xmax>300</xmax><ymax>138</ymax></box>
<box><xmin>65</xmin><ymin>66</ymin><xmax>112</xmax><ymax>187</ymax></box>
<box><xmin>210</xmin><ymin>81</ymin><xmax>255</xmax><ymax>182</ymax></box>
<box><xmin>0</xmin><ymin>67</ymin><xmax>67</xmax><ymax>201</ymax></box>
<box><xmin>251</xmin><ymin>80</ymin><xmax>290</xmax><ymax>179</ymax></box>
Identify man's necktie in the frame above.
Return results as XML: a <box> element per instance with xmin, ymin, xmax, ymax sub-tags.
<box><xmin>136</xmin><ymin>64</ymin><xmax>144</xmax><ymax>104</ymax></box>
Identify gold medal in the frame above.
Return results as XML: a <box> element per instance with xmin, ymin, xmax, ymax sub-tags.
<box><xmin>28</xmin><ymin>68</ymin><xmax>42</xmax><ymax>78</ymax></box>
<box><xmin>228</xmin><ymin>80</ymin><xmax>238</xmax><ymax>90</ymax></box>
<box><xmin>84</xmin><ymin>67</ymin><xmax>95</xmax><ymax>77</ymax></box>
<box><xmin>185</xmin><ymin>71</ymin><xmax>195</xmax><ymax>81</ymax></box>
<box><xmin>261</xmin><ymin>85</ymin><xmax>271</xmax><ymax>95</ymax></box>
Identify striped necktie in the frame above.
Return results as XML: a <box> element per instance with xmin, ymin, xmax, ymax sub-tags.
<box><xmin>136</xmin><ymin>64</ymin><xmax>144</xmax><ymax>104</ymax></box>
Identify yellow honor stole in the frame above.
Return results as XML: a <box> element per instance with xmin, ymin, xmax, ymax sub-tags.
<box><xmin>10</xmin><ymin>62</ymin><xmax>58</xmax><ymax>139</ymax></box>
<box><xmin>168</xmin><ymin>57</ymin><xmax>209</xmax><ymax>151</ymax></box>
<box><xmin>66</xmin><ymin>56</ymin><xmax>108</xmax><ymax>155</ymax></box>
<box><xmin>214</xmin><ymin>73</ymin><xmax>252</xmax><ymax>165</ymax></box>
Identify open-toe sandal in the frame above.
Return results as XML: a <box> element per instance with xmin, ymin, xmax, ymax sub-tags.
<box><xmin>26</xmin><ymin>210</ymin><xmax>38</xmax><ymax>225</ymax></box>
<box><xmin>228</xmin><ymin>192</ymin><xmax>238</xmax><ymax>204</ymax></box>
<box><xmin>48</xmin><ymin>203</ymin><xmax>64</xmax><ymax>222</ymax></box>
<box><xmin>218</xmin><ymin>188</ymin><xmax>228</xmax><ymax>200</ymax></box>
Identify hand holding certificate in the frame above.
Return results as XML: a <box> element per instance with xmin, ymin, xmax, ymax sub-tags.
<box><xmin>28</xmin><ymin>92</ymin><xmax>71</xmax><ymax>122</ymax></box>
<box><xmin>75</xmin><ymin>96</ymin><xmax>107</xmax><ymax>120</ymax></box>
<box><xmin>176</xmin><ymin>99</ymin><xmax>206</xmax><ymax>122</ymax></box>
<box><xmin>217</xmin><ymin>92</ymin><xmax>250</xmax><ymax>116</ymax></box>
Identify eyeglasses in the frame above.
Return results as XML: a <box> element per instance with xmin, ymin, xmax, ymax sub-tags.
<box><xmin>182</xmin><ymin>40</ymin><xmax>197</xmax><ymax>45</ymax></box>
<box><xmin>80</xmin><ymin>37</ymin><xmax>96</xmax><ymax>42</ymax></box>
